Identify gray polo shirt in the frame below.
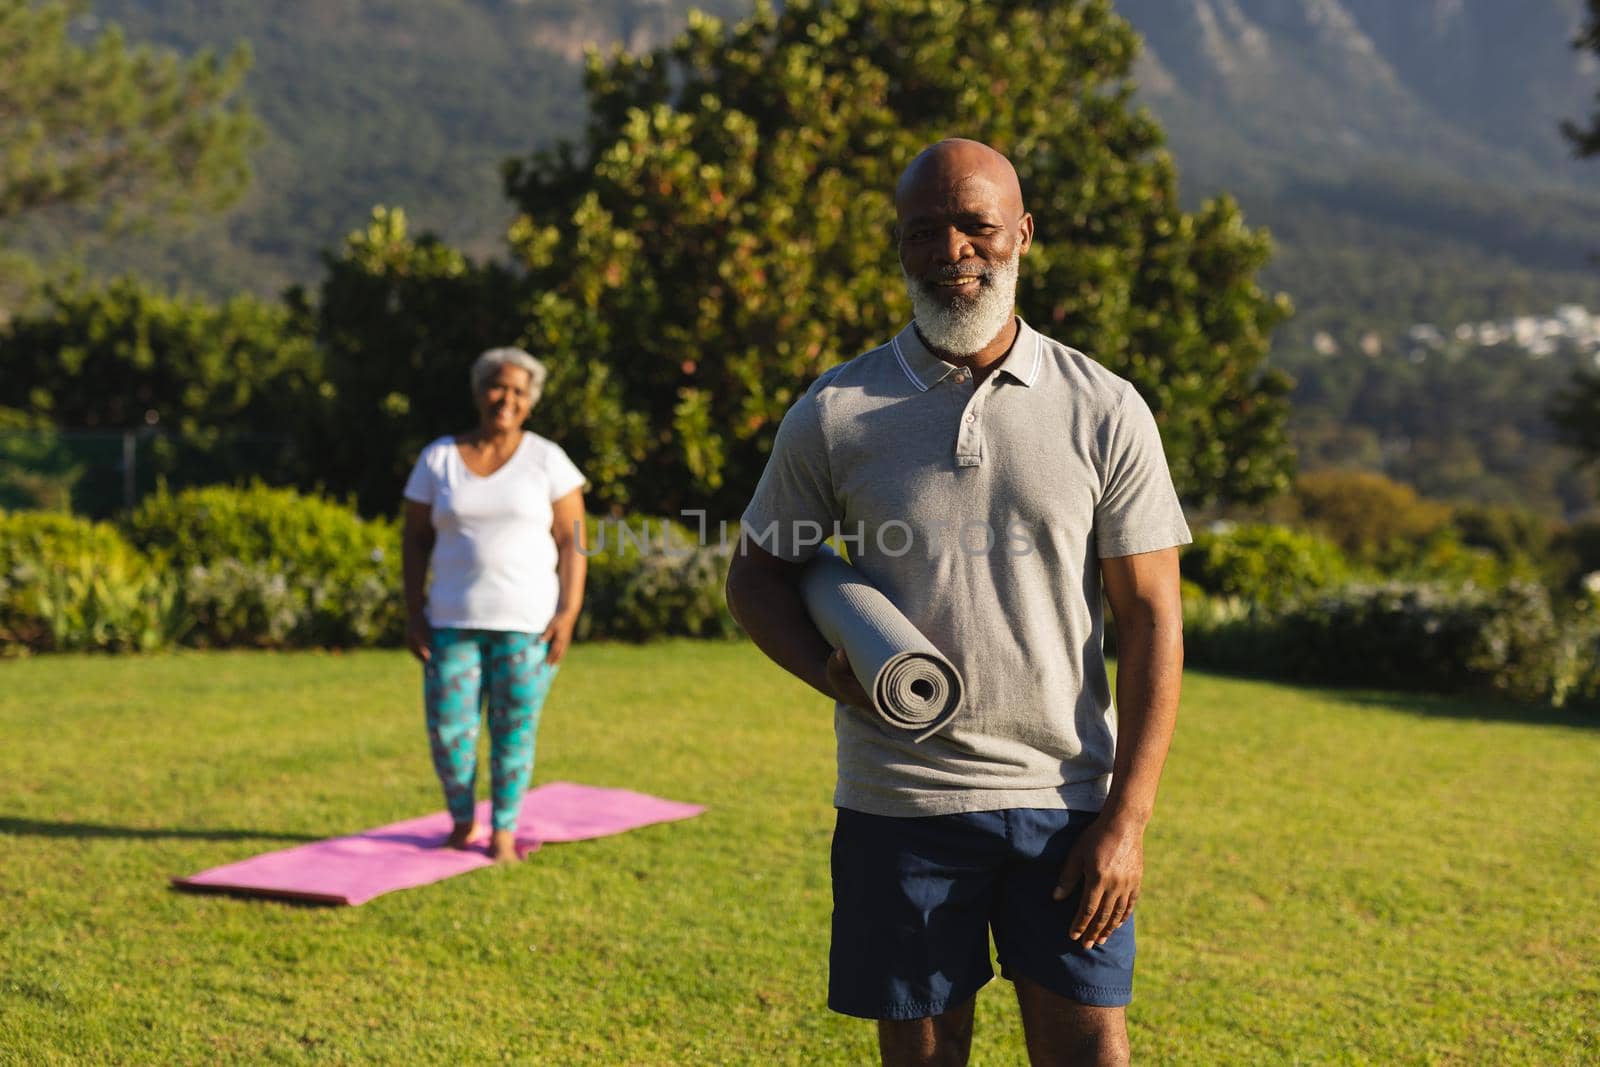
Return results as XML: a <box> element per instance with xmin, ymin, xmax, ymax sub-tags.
<box><xmin>741</xmin><ymin>318</ymin><xmax>1191</xmax><ymax>817</ymax></box>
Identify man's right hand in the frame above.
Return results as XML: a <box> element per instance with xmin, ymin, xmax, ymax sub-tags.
<box><xmin>825</xmin><ymin>648</ymin><xmax>873</xmax><ymax>710</ymax></box>
<box><xmin>406</xmin><ymin>614</ymin><xmax>431</xmax><ymax>663</ymax></box>
<box><xmin>725</xmin><ymin>538</ymin><xmax>869</xmax><ymax>712</ymax></box>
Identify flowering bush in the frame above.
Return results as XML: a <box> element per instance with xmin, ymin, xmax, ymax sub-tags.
<box><xmin>578</xmin><ymin>514</ymin><xmax>737</xmax><ymax>641</ymax></box>
<box><xmin>2</xmin><ymin>498</ymin><xmax>737</xmax><ymax>652</ymax></box>
<box><xmin>0</xmin><ymin>511</ymin><xmax>184</xmax><ymax>653</ymax></box>
<box><xmin>126</xmin><ymin>484</ymin><xmax>404</xmax><ymax>647</ymax></box>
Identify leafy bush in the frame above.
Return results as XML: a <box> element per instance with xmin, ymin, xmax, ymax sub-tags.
<box><xmin>126</xmin><ymin>484</ymin><xmax>403</xmax><ymax>648</ymax></box>
<box><xmin>1182</xmin><ymin>523</ymin><xmax>1349</xmax><ymax>613</ymax></box>
<box><xmin>1450</xmin><ymin>503</ymin><xmax>1556</xmax><ymax>568</ymax></box>
<box><xmin>0</xmin><ymin>275</ymin><xmax>321</xmax><ymax>490</ymax></box>
<box><xmin>1448</xmin><ymin>582</ymin><xmax>1565</xmax><ymax>704</ymax></box>
<box><xmin>1386</xmin><ymin>530</ymin><xmax>1519</xmax><ymax>589</ymax></box>
<box><xmin>127</xmin><ymin>482</ymin><xmax>393</xmax><ymax>570</ymax></box>
<box><xmin>1560</xmin><ymin>611</ymin><xmax>1600</xmax><ymax>708</ymax></box>
<box><xmin>6</xmin><ymin>494</ymin><xmax>735</xmax><ymax>651</ymax></box>
<box><xmin>178</xmin><ymin>560</ymin><xmax>302</xmax><ymax>648</ymax></box>
<box><xmin>0</xmin><ymin>408</ymin><xmax>83</xmax><ymax>512</ymax></box>
<box><xmin>609</xmin><ymin>547</ymin><xmax>738</xmax><ymax>640</ymax></box>
<box><xmin>1184</xmin><ymin>580</ymin><xmax>1575</xmax><ymax>705</ymax></box>
<box><xmin>1554</xmin><ymin>519</ymin><xmax>1600</xmax><ymax>598</ymax></box>
<box><xmin>0</xmin><ymin>511</ymin><xmax>183</xmax><ymax>653</ymax></box>
<box><xmin>578</xmin><ymin>514</ymin><xmax>737</xmax><ymax>641</ymax></box>
<box><xmin>1291</xmin><ymin>470</ymin><xmax>1453</xmax><ymax>565</ymax></box>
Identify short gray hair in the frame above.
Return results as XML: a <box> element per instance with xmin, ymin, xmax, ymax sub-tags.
<box><xmin>470</xmin><ymin>347</ymin><xmax>548</xmax><ymax>406</ymax></box>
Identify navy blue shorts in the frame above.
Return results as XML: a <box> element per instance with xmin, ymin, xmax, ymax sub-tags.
<box><xmin>828</xmin><ymin>807</ymin><xmax>1135</xmax><ymax>1020</ymax></box>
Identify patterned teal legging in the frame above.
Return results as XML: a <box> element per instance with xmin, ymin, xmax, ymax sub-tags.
<box><xmin>423</xmin><ymin>628</ymin><xmax>558</xmax><ymax>832</ymax></box>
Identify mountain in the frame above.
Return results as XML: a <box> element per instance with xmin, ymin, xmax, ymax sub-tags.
<box><xmin>23</xmin><ymin>0</ymin><xmax>748</xmax><ymax>295</ymax></box>
<box><xmin>1122</xmin><ymin>0</ymin><xmax>1595</xmax><ymax>187</ymax></box>
<box><xmin>27</xmin><ymin>1</ymin><xmax>1600</xmax><ymax>344</ymax></box>
<box><xmin>1112</xmin><ymin>0</ymin><xmax>1600</xmax><ymax>514</ymax></box>
<box><xmin>1116</xmin><ymin>0</ymin><xmax>1600</xmax><ymax>339</ymax></box>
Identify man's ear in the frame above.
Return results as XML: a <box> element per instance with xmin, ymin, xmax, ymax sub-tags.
<box><xmin>1017</xmin><ymin>212</ymin><xmax>1034</xmax><ymax>255</ymax></box>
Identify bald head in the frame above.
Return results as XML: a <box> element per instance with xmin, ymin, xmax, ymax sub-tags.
<box><xmin>894</xmin><ymin>139</ymin><xmax>1033</xmax><ymax>360</ymax></box>
<box><xmin>895</xmin><ymin>139</ymin><xmax>1025</xmax><ymax>221</ymax></box>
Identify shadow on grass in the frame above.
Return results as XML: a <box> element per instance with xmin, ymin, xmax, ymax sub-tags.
<box><xmin>170</xmin><ymin>882</ymin><xmax>344</xmax><ymax>907</ymax></box>
<box><xmin>0</xmin><ymin>817</ymin><xmax>322</xmax><ymax>843</ymax></box>
<box><xmin>1186</xmin><ymin>664</ymin><xmax>1600</xmax><ymax>730</ymax></box>
<box><xmin>1325</xmin><ymin>689</ymin><xmax>1600</xmax><ymax>730</ymax></box>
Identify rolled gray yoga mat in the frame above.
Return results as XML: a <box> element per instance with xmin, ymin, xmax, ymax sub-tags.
<box><xmin>798</xmin><ymin>546</ymin><xmax>965</xmax><ymax>742</ymax></box>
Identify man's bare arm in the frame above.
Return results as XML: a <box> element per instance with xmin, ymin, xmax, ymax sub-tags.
<box><xmin>1101</xmin><ymin>546</ymin><xmax>1184</xmax><ymax>827</ymax></box>
<box><xmin>725</xmin><ymin>534</ymin><xmax>870</xmax><ymax>708</ymax></box>
<box><xmin>1054</xmin><ymin>545</ymin><xmax>1184</xmax><ymax>948</ymax></box>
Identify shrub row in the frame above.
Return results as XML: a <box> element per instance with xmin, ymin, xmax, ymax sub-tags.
<box><xmin>8</xmin><ymin>489</ymin><xmax>1596</xmax><ymax>709</ymax></box>
<box><xmin>131</xmin><ymin>484</ymin><xmax>405</xmax><ymax>648</ymax></box>
<box><xmin>1179</xmin><ymin>522</ymin><xmax>1600</xmax><ymax>707</ymax></box>
<box><xmin>1182</xmin><ymin>580</ymin><xmax>1600</xmax><ymax>708</ymax></box>
<box><xmin>0</xmin><ymin>487</ymin><xmax>737</xmax><ymax>654</ymax></box>
<box><xmin>0</xmin><ymin>512</ymin><xmax>182</xmax><ymax>653</ymax></box>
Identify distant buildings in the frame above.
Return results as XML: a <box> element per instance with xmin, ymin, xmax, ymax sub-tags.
<box><xmin>1312</xmin><ymin>304</ymin><xmax>1600</xmax><ymax>364</ymax></box>
<box><xmin>1449</xmin><ymin>304</ymin><xmax>1599</xmax><ymax>360</ymax></box>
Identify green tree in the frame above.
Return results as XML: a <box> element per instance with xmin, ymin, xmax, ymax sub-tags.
<box><xmin>301</xmin><ymin>208</ymin><xmax>647</xmax><ymax>516</ymax></box>
<box><xmin>1556</xmin><ymin>0</ymin><xmax>1600</xmax><ymax>478</ymax></box>
<box><xmin>0</xmin><ymin>274</ymin><xmax>321</xmax><ymax>507</ymax></box>
<box><xmin>0</xmin><ymin>1</ymin><xmax>256</xmax><ymax>239</ymax></box>
<box><xmin>1289</xmin><ymin>469</ymin><xmax>1453</xmax><ymax>567</ymax></box>
<box><xmin>1552</xmin><ymin>371</ymin><xmax>1600</xmax><ymax>479</ymax></box>
<box><xmin>1562</xmin><ymin>0</ymin><xmax>1600</xmax><ymax>157</ymax></box>
<box><xmin>0</xmin><ymin>406</ymin><xmax>82</xmax><ymax>510</ymax></box>
<box><xmin>504</xmin><ymin>0</ymin><xmax>1292</xmax><ymax>516</ymax></box>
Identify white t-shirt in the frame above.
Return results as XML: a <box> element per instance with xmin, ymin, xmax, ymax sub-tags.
<box><xmin>403</xmin><ymin>432</ymin><xmax>586</xmax><ymax>633</ymax></box>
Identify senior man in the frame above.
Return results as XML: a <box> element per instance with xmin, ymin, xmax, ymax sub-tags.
<box><xmin>724</xmin><ymin>138</ymin><xmax>1190</xmax><ymax>1066</ymax></box>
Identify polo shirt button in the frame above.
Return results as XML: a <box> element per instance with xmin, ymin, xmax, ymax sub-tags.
<box><xmin>965</xmin><ymin>413</ymin><xmax>976</xmax><ymax>423</ymax></box>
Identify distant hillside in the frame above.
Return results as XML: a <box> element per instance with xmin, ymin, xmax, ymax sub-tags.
<box><xmin>32</xmin><ymin>1</ymin><xmax>1600</xmax><ymax>340</ymax></box>
<box><xmin>1112</xmin><ymin>0</ymin><xmax>1600</xmax><ymax>514</ymax></box>
<box><xmin>1115</xmin><ymin>0</ymin><xmax>1600</xmax><ymax>336</ymax></box>
<box><xmin>1122</xmin><ymin>0</ymin><xmax>1596</xmax><ymax>187</ymax></box>
<box><xmin>27</xmin><ymin>0</ymin><xmax>747</xmax><ymax>295</ymax></box>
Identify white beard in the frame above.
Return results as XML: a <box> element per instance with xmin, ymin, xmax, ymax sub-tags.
<box><xmin>902</xmin><ymin>248</ymin><xmax>1020</xmax><ymax>356</ymax></box>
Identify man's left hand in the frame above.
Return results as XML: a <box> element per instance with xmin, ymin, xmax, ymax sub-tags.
<box><xmin>1053</xmin><ymin>813</ymin><xmax>1145</xmax><ymax>950</ymax></box>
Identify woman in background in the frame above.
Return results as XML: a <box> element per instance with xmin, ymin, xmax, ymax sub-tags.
<box><xmin>401</xmin><ymin>347</ymin><xmax>586</xmax><ymax>862</ymax></box>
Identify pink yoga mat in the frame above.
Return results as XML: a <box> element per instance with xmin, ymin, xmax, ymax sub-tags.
<box><xmin>173</xmin><ymin>782</ymin><xmax>705</xmax><ymax>905</ymax></box>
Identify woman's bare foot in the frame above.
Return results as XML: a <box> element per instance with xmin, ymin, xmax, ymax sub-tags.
<box><xmin>444</xmin><ymin>821</ymin><xmax>476</xmax><ymax>849</ymax></box>
<box><xmin>488</xmin><ymin>829</ymin><xmax>520</xmax><ymax>863</ymax></box>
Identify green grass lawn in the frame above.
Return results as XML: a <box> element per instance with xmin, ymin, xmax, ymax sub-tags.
<box><xmin>1</xmin><ymin>642</ymin><xmax>1597</xmax><ymax>1064</ymax></box>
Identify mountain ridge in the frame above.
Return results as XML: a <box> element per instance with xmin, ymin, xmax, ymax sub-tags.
<box><xmin>31</xmin><ymin>0</ymin><xmax>1600</xmax><ymax>338</ymax></box>
<box><xmin>1124</xmin><ymin>0</ymin><xmax>1593</xmax><ymax>187</ymax></box>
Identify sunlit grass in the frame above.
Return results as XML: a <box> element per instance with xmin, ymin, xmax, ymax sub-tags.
<box><xmin>1</xmin><ymin>643</ymin><xmax>1596</xmax><ymax>1063</ymax></box>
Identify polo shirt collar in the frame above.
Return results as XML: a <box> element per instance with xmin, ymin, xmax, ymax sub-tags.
<box><xmin>891</xmin><ymin>316</ymin><xmax>1043</xmax><ymax>392</ymax></box>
